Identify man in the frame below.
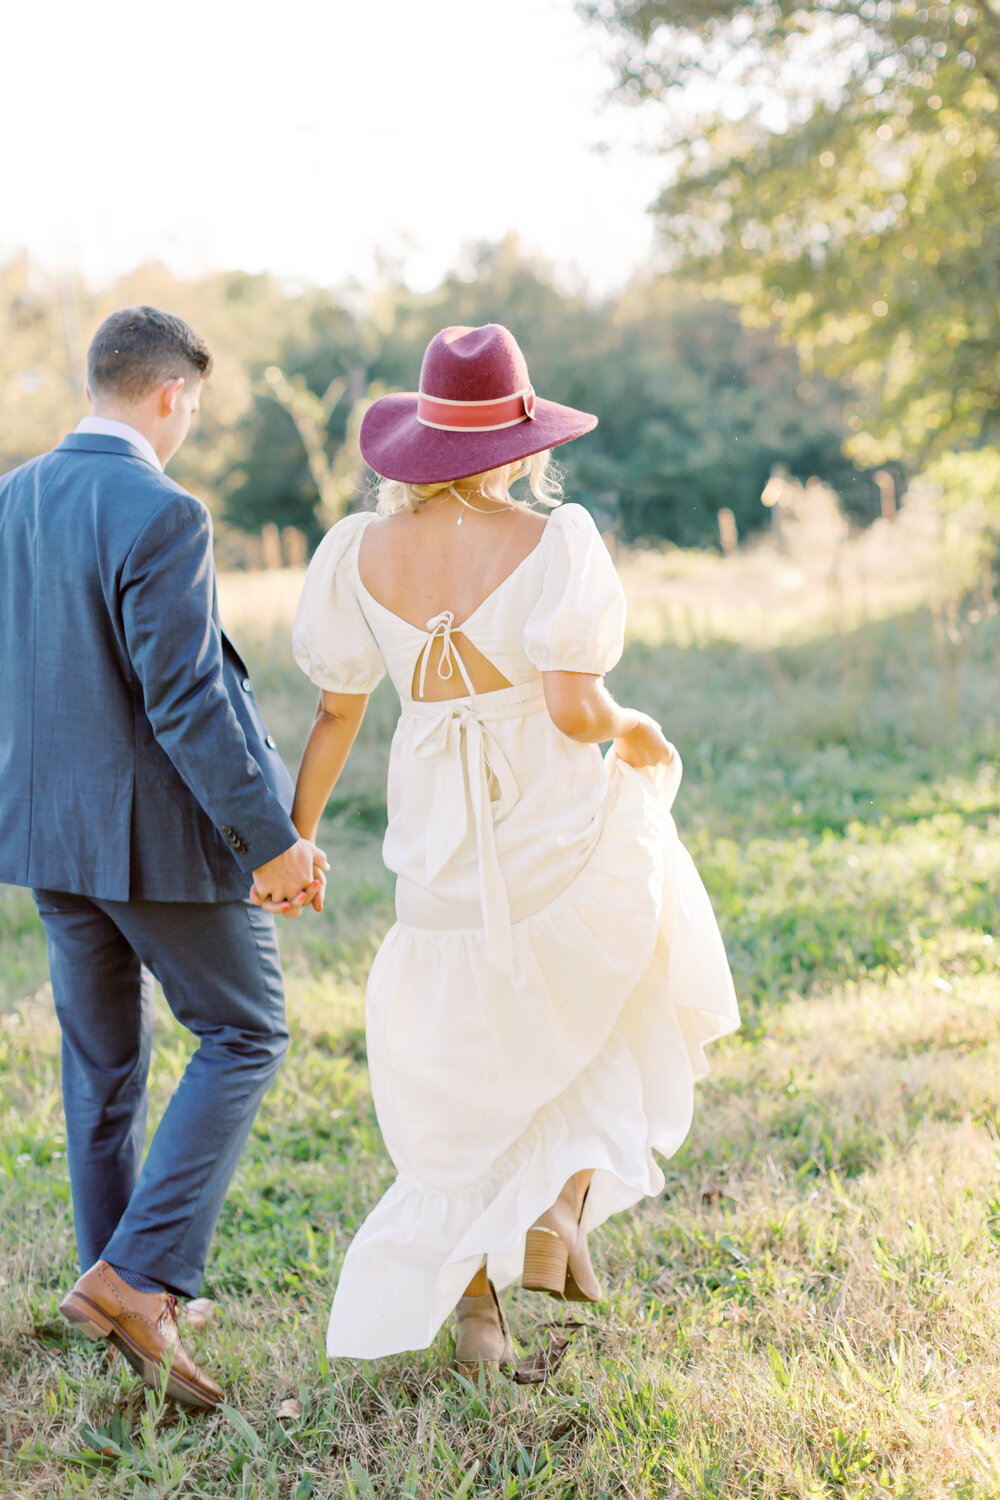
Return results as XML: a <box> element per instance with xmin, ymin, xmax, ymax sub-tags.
<box><xmin>0</xmin><ymin>306</ymin><xmax>324</xmax><ymax>1409</ymax></box>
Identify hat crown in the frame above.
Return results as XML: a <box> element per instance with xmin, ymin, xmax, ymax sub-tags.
<box><xmin>419</xmin><ymin>324</ymin><xmax>530</xmax><ymax>402</ymax></box>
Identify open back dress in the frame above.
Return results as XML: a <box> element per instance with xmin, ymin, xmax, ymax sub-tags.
<box><xmin>292</xmin><ymin>502</ymin><xmax>739</xmax><ymax>1359</ymax></box>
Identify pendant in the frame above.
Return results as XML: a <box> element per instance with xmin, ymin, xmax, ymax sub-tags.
<box><xmin>457</xmin><ymin>512</ymin><xmax>463</xmax><ymax>525</ymax></box>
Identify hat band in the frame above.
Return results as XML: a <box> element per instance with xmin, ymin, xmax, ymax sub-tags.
<box><xmin>417</xmin><ymin>385</ymin><xmax>536</xmax><ymax>432</ymax></box>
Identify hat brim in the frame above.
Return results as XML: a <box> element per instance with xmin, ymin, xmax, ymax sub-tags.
<box><xmin>359</xmin><ymin>392</ymin><xmax>597</xmax><ymax>485</ymax></box>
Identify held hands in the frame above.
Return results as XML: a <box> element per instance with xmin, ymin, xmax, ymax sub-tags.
<box><xmin>613</xmin><ymin>712</ymin><xmax>674</xmax><ymax>770</ymax></box>
<box><xmin>250</xmin><ymin>837</ymin><xmax>331</xmax><ymax>918</ymax></box>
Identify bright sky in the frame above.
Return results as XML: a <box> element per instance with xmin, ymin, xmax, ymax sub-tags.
<box><xmin>2</xmin><ymin>0</ymin><xmax>667</xmax><ymax>295</ymax></box>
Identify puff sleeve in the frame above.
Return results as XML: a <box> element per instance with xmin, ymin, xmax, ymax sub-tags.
<box><xmin>523</xmin><ymin>504</ymin><xmax>626</xmax><ymax>675</ymax></box>
<box><xmin>292</xmin><ymin>514</ymin><xmax>386</xmax><ymax>694</ymax></box>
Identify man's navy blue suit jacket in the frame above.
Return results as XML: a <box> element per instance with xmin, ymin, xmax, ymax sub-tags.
<box><xmin>0</xmin><ymin>433</ymin><xmax>298</xmax><ymax>902</ymax></box>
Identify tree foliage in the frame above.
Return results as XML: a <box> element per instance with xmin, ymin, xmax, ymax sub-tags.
<box><xmin>0</xmin><ymin>241</ymin><xmax>880</xmax><ymax>550</ymax></box>
<box><xmin>583</xmin><ymin>0</ymin><xmax>1000</xmax><ymax>464</ymax></box>
<box><xmin>227</xmin><ymin>237</ymin><xmax>881</xmax><ymax>547</ymax></box>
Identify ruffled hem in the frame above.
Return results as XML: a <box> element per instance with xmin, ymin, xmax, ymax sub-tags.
<box><xmin>326</xmin><ymin>755</ymin><xmax>739</xmax><ymax>1359</ymax></box>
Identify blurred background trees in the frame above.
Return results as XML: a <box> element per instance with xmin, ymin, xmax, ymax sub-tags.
<box><xmin>2</xmin><ymin>5</ymin><xmax>996</xmax><ymax>559</ymax></box>
<box><xmin>582</xmin><ymin>0</ymin><xmax>999</xmax><ymax>477</ymax></box>
<box><xmin>0</xmin><ymin>237</ymin><xmax>882</xmax><ymax>552</ymax></box>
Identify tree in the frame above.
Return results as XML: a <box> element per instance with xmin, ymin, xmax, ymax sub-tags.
<box><xmin>0</xmin><ymin>255</ymin><xmax>91</xmax><ymax>468</ymax></box>
<box><xmin>591</xmin><ymin>280</ymin><xmax>880</xmax><ymax>542</ymax></box>
<box><xmin>582</xmin><ymin>0</ymin><xmax>1000</xmax><ymax>465</ymax></box>
<box><xmin>222</xmin><ymin>299</ymin><xmax>376</xmax><ymax>544</ymax></box>
<box><xmin>0</xmin><ymin>242</ymin><xmax>885</xmax><ymax>551</ymax></box>
<box><xmin>395</xmin><ymin>239</ymin><xmax>879</xmax><ymax>543</ymax></box>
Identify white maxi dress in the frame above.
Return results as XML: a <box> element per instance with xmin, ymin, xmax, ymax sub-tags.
<box><xmin>292</xmin><ymin>502</ymin><xmax>740</xmax><ymax>1359</ymax></box>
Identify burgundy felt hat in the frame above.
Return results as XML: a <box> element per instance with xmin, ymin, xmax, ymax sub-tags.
<box><xmin>359</xmin><ymin>323</ymin><xmax>597</xmax><ymax>484</ymax></box>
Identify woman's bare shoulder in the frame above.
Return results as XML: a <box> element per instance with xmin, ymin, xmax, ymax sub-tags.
<box><xmin>356</xmin><ymin>509</ymin><xmax>413</xmax><ymax>558</ymax></box>
<box><xmin>517</xmin><ymin>508</ymin><xmax>548</xmax><ymax>540</ymax></box>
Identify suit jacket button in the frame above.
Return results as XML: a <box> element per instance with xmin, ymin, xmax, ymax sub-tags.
<box><xmin>265</xmin><ymin>734</ymin><xmax>276</xmax><ymax>749</ymax></box>
<box><xmin>241</xmin><ymin>677</ymin><xmax>252</xmax><ymax>692</ymax></box>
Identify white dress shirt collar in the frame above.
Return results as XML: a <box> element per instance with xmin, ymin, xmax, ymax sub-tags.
<box><xmin>75</xmin><ymin>416</ymin><xmax>163</xmax><ymax>472</ymax></box>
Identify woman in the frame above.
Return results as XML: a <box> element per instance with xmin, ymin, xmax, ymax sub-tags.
<box><xmin>285</xmin><ymin>324</ymin><xmax>739</xmax><ymax>1372</ymax></box>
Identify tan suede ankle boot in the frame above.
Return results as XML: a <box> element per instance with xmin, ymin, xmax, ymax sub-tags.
<box><xmin>454</xmin><ymin>1279</ymin><xmax>515</xmax><ymax>1377</ymax></box>
<box><xmin>523</xmin><ymin>1179</ymin><xmax>603</xmax><ymax>1304</ymax></box>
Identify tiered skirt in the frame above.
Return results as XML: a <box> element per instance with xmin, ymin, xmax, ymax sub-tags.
<box><xmin>326</xmin><ymin>684</ymin><xmax>739</xmax><ymax>1358</ymax></box>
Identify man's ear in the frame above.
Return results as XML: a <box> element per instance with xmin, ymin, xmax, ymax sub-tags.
<box><xmin>160</xmin><ymin>377</ymin><xmax>185</xmax><ymax>414</ymax></box>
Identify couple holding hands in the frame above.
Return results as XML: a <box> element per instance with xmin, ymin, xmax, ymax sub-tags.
<box><xmin>0</xmin><ymin>306</ymin><xmax>738</xmax><ymax>1408</ymax></box>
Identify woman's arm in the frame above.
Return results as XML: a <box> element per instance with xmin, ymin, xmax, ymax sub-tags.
<box><xmin>542</xmin><ymin>670</ymin><xmax>673</xmax><ymax>768</ymax></box>
<box><xmin>291</xmin><ymin>690</ymin><xmax>370</xmax><ymax>842</ymax></box>
<box><xmin>253</xmin><ymin>689</ymin><xmax>368</xmax><ymax>917</ymax></box>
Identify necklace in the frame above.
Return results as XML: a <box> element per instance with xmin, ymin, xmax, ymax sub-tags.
<box><xmin>454</xmin><ymin>492</ymin><xmax>514</xmax><ymax>527</ymax></box>
<box><xmin>416</xmin><ymin>485</ymin><xmax>516</xmax><ymax>526</ymax></box>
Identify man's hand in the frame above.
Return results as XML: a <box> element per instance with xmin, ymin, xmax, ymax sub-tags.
<box><xmin>251</xmin><ymin>838</ymin><xmax>329</xmax><ymax>917</ymax></box>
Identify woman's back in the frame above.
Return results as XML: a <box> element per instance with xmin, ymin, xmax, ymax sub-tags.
<box><xmin>292</xmin><ymin>499</ymin><xmax>632</xmax><ymax>970</ymax></box>
<box><xmin>358</xmin><ymin>497</ymin><xmax>547</xmax><ymax>629</ymax></box>
<box><xmin>357</xmin><ymin>497</ymin><xmax>547</xmax><ymax>700</ymax></box>
<box><xmin>294</xmin><ymin>501</ymin><xmax>627</xmax><ymax>708</ymax></box>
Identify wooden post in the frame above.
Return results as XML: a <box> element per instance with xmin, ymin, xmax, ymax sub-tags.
<box><xmin>875</xmin><ymin>469</ymin><xmax>897</xmax><ymax>521</ymax></box>
<box><xmin>718</xmin><ymin>507</ymin><xmax>738</xmax><ymax>556</ymax></box>
<box><xmin>261</xmin><ymin>523</ymin><xmax>283</xmax><ymax>570</ymax></box>
<box><xmin>282</xmin><ymin>527</ymin><xmax>307</xmax><ymax>567</ymax></box>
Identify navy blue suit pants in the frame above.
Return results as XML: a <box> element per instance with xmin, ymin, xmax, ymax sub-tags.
<box><xmin>33</xmin><ymin>891</ymin><xmax>288</xmax><ymax>1298</ymax></box>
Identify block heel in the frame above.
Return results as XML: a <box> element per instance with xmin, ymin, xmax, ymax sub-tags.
<box><xmin>522</xmin><ymin>1178</ymin><xmax>604</xmax><ymax>1304</ymax></box>
<box><xmin>522</xmin><ymin>1226</ymin><xmax>570</xmax><ymax>1294</ymax></box>
<box><xmin>59</xmin><ymin>1292</ymin><xmax>114</xmax><ymax>1340</ymax></box>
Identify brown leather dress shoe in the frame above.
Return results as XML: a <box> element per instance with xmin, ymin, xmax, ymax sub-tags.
<box><xmin>59</xmin><ymin>1261</ymin><xmax>223</xmax><ymax>1410</ymax></box>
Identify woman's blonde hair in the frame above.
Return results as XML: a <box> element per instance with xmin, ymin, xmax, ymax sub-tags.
<box><xmin>375</xmin><ymin>450</ymin><xmax>562</xmax><ymax>518</ymax></box>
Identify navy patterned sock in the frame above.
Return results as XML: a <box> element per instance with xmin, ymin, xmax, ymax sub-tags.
<box><xmin>107</xmin><ymin>1261</ymin><xmax>165</xmax><ymax>1294</ymax></box>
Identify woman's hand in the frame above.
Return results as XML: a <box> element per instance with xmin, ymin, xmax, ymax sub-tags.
<box><xmin>308</xmin><ymin>853</ymin><xmax>329</xmax><ymax>915</ymax></box>
<box><xmin>541</xmin><ymin>672</ymin><xmax>674</xmax><ymax>769</ymax></box>
<box><xmin>251</xmin><ymin>844</ymin><xmax>330</xmax><ymax>917</ymax></box>
<box><xmin>613</xmin><ymin>713</ymin><xmax>674</xmax><ymax>769</ymax></box>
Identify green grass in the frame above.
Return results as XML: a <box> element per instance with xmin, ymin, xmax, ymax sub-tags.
<box><xmin>2</xmin><ymin>515</ymin><xmax>999</xmax><ymax>1499</ymax></box>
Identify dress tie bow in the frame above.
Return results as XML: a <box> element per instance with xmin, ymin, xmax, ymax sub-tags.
<box><xmin>416</xmin><ymin>611</ymin><xmax>477</xmax><ymax>700</ymax></box>
<box><xmin>412</xmin><ymin>698</ymin><xmax>521</xmax><ymax>974</ymax></box>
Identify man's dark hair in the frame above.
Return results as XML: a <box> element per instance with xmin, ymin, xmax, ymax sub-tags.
<box><xmin>86</xmin><ymin>306</ymin><xmax>213</xmax><ymax>401</ymax></box>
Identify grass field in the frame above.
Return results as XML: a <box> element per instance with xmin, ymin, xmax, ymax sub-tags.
<box><xmin>2</xmin><ymin>496</ymin><xmax>999</xmax><ymax>1499</ymax></box>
